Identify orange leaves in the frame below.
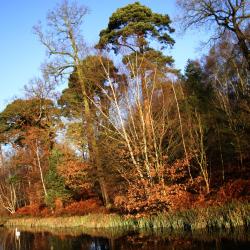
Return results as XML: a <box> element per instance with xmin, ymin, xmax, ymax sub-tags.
<box><xmin>112</xmin><ymin>156</ymin><xmax>199</xmax><ymax>216</ymax></box>
<box><xmin>15</xmin><ymin>203</ymin><xmax>43</xmax><ymax>216</ymax></box>
<box><xmin>217</xmin><ymin>179</ymin><xmax>250</xmax><ymax>203</ymax></box>
<box><xmin>166</xmin><ymin>186</ymin><xmax>195</xmax><ymax>211</ymax></box>
<box><xmin>58</xmin><ymin>159</ymin><xmax>94</xmax><ymax>196</ymax></box>
<box><xmin>61</xmin><ymin>199</ymin><xmax>104</xmax><ymax>216</ymax></box>
<box><xmin>114</xmin><ymin>179</ymin><xmax>170</xmax><ymax>216</ymax></box>
<box><xmin>15</xmin><ymin>198</ymin><xmax>105</xmax><ymax>217</ymax></box>
<box><xmin>165</xmin><ymin>155</ymin><xmax>193</xmax><ymax>183</ymax></box>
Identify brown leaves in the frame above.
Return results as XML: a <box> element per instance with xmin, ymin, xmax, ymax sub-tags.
<box><xmin>217</xmin><ymin>179</ymin><xmax>250</xmax><ymax>203</ymax></box>
<box><xmin>58</xmin><ymin>159</ymin><xmax>94</xmax><ymax>196</ymax></box>
<box><xmin>114</xmin><ymin>179</ymin><xmax>197</xmax><ymax>217</ymax></box>
<box><xmin>15</xmin><ymin>203</ymin><xmax>44</xmax><ymax>217</ymax></box>
<box><xmin>59</xmin><ymin>199</ymin><xmax>104</xmax><ymax>216</ymax></box>
<box><xmin>114</xmin><ymin>179</ymin><xmax>169</xmax><ymax>217</ymax></box>
<box><xmin>15</xmin><ymin>198</ymin><xmax>105</xmax><ymax>217</ymax></box>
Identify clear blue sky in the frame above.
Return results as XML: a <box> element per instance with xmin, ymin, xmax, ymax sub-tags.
<box><xmin>0</xmin><ymin>0</ymin><xmax>210</xmax><ymax>111</ymax></box>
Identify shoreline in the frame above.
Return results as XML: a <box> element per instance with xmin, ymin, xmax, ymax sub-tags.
<box><xmin>2</xmin><ymin>202</ymin><xmax>249</xmax><ymax>232</ymax></box>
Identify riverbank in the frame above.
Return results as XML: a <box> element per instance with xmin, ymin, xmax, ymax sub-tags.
<box><xmin>0</xmin><ymin>217</ymin><xmax>8</xmax><ymax>226</ymax></box>
<box><xmin>3</xmin><ymin>202</ymin><xmax>250</xmax><ymax>232</ymax></box>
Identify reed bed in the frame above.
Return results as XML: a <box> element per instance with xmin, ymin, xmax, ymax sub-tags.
<box><xmin>142</xmin><ymin>202</ymin><xmax>250</xmax><ymax>231</ymax></box>
<box><xmin>5</xmin><ymin>213</ymin><xmax>135</xmax><ymax>229</ymax></box>
<box><xmin>4</xmin><ymin>202</ymin><xmax>250</xmax><ymax>232</ymax></box>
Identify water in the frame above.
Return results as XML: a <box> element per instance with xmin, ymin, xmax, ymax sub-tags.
<box><xmin>0</xmin><ymin>227</ymin><xmax>249</xmax><ymax>250</ymax></box>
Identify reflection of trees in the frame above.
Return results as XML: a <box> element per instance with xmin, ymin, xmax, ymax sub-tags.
<box><xmin>115</xmin><ymin>233</ymin><xmax>248</xmax><ymax>250</ymax></box>
<box><xmin>0</xmin><ymin>229</ymin><xmax>111</xmax><ymax>250</ymax></box>
<box><xmin>0</xmin><ymin>228</ymin><xmax>15</xmax><ymax>250</ymax></box>
<box><xmin>0</xmin><ymin>228</ymin><xmax>24</xmax><ymax>250</ymax></box>
<box><xmin>0</xmin><ymin>228</ymin><xmax>248</xmax><ymax>250</ymax></box>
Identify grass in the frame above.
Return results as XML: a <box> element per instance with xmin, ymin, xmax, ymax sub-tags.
<box><xmin>0</xmin><ymin>217</ymin><xmax>9</xmax><ymax>226</ymax></box>
<box><xmin>5</xmin><ymin>213</ymin><xmax>135</xmax><ymax>229</ymax></box>
<box><xmin>4</xmin><ymin>202</ymin><xmax>250</xmax><ymax>232</ymax></box>
<box><xmin>142</xmin><ymin>201</ymin><xmax>250</xmax><ymax>231</ymax></box>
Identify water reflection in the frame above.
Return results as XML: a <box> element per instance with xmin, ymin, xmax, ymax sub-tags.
<box><xmin>0</xmin><ymin>227</ymin><xmax>249</xmax><ymax>250</ymax></box>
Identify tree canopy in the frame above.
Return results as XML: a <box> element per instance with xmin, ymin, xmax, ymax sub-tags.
<box><xmin>177</xmin><ymin>0</ymin><xmax>250</xmax><ymax>70</ymax></box>
<box><xmin>97</xmin><ymin>1</ymin><xmax>175</xmax><ymax>54</ymax></box>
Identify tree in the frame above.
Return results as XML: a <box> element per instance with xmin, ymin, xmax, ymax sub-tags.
<box><xmin>177</xmin><ymin>0</ymin><xmax>250</xmax><ymax>70</ymax></box>
<box><xmin>0</xmin><ymin>98</ymin><xmax>56</xmax><ymax>146</ymax></box>
<box><xmin>0</xmin><ymin>169</ymin><xmax>20</xmax><ymax>214</ymax></box>
<box><xmin>97</xmin><ymin>1</ymin><xmax>175</xmax><ymax>152</ymax></box>
<box><xmin>58</xmin><ymin>55</ymin><xmax>123</xmax><ymax>156</ymax></box>
<box><xmin>34</xmin><ymin>0</ymin><xmax>110</xmax><ymax>206</ymax></box>
<box><xmin>0</xmin><ymin>144</ymin><xmax>4</xmax><ymax>168</ymax></box>
<box><xmin>203</xmin><ymin>36</ymin><xmax>250</xmax><ymax>170</ymax></box>
<box><xmin>203</xmin><ymin>32</ymin><xmax>249</xmax><ymax>98</ymax></box>
<box><xmin>97</xmin><ymin>1</ymin><xmax>175</xmax><ymax>53</ymax></box>
<box><xmin>184</xmin><ymin>60</ymin><xmax>213</xmax><ymax>112</ymax></box>
<box><xmin>0</xmin><ymin>94</ymin><xmax>59</xmax><ymax>202</ymax></box>
<box><xmin>45</xmin><ymin>149</ymin><xmax>72</xmax><ymax>208</ymax></box>
<box><xmin>97</xmin><ymin>1</ymin><xmax>175</xmax><ymax>96</ymax></box>
<box><xmin>57</xmin><ymin>145</ymin><xmax>95</xmax><ymax>199</ymax></box>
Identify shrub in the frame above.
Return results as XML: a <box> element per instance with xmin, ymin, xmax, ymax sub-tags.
<box><xmin>15</xmin><ymin>203</ymin><xmax>43</xmax><ymax>216</ymax></box>
<box><xmin>114</xmin><ymin>177</ymin><xmax>197</xmax><ymax>217</ymax></box>
<box><xmin>217</xmin><ymin>179</ymin><xmax>250</xmax><ymax>202</ymax></box>
<box><xmin>56</xmin><ymin>198</ymin><xmax>105</xmax><ymax>216</ymax></box>
<box><xmin>115</xmin><ymin>180</ymin><xmax>168</xmax><ymax>216</ymax></box>
<box><xmin>40</xmin><ymin>207</ymin><xmax>52</xmax><ymax>217</ymax></box>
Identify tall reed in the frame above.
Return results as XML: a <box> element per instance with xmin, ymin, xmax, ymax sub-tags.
<box><xmin>4</xmin><ymin>202</ymin><xmax>250</xmax><ymax>232</ymax></box>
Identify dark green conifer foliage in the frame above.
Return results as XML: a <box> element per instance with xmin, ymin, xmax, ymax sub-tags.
<box><xmin>184</xmin><ymin>60</ymin><xmax>213</xmax><ymax>113</ymax></box>
<box><xmin>45</xmin><ymin>149</ymin><xmax>71</xmax><ymax>208</ymax></box>
<box><xmin>58</xmin><ymin>55</ymin><xmax>120</xmax><ymax>118</ymax></box>
<box><xmin>97</xmin><ymin>1</ymin><xmax>175</xmax><ymax>54</ymax></box>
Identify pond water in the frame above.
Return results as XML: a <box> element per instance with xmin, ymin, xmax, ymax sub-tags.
<box><xmin>0</xmin><ymin>227</ymin><xmax>249</xmax><ymax>250</ymax></box>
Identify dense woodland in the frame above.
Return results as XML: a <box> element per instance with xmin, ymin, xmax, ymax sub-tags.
<box><xmin>0</xmin><ymin>0</ymin><xmax>249</xmax><ymax>217</ymax></box>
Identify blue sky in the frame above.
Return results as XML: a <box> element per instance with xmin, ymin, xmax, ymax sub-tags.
<box><xmin>0</xmin><ymin>0</ymin><xmax>210</xmax><ymax>111</ymax></box>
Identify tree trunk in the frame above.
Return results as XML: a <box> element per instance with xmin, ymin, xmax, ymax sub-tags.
<box><xmin>76</xmin><ymin>65</ymin><xmax>110</xmax><ymax>207</ymax></box>
<box><xmin>233</xmin><ymin>23</ymin><xmax>250</xmax><ymax>71</ymax></box>
<box><xmin>35</xmin><ymin>139</ymin><xmax>47</xmax><ymax>197</ymax></box>
<box><xmin>66</xmin><ymin>23</ymin><xmax>110</xmax><ymax>206</ymax></box>
<box><xmin>0</xmin><ymin>145</ymin><xmax>4</xmax><ymax>169</ymax></box>
<box><xmin>141</xmin><ymin>71</ymin><xmax>153</xmax><ymax>144</ymax></box>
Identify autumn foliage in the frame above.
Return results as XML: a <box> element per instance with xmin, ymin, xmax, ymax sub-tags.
<box><xmin>58</xmin><ymin>199</ymin><xmax>105</xmax><ymax>216</ymax></box>
<box><xmin>15</xmin><ymin>198</ymin><xmax>104</xmax><ymax>217</ymax></box>
<box><xmin>0</xmin><ymin>1</ymin><xmax>249</xmax><ymax>218</ymax></box>
<box><xmin>15</xmin><ymin>203</ymin><xmax>44</xmax><ymax>217</ymax></box>
<box><xmin>216</xmin><ymin>179</ymin><xmax>250</xmax><ymax>203</ymax></box>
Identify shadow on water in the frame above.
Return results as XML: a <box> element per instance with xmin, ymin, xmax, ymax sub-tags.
<box><xmin>0</xmin><ymin>227</ymin><xmax>249</xmax><ymax>250</ymax></box>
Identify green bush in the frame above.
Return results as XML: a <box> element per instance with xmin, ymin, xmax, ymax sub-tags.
<box><xmin>45</xmin><ymin>149</ymin><xmax>72</xmax><ymax>208</ymax></box>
